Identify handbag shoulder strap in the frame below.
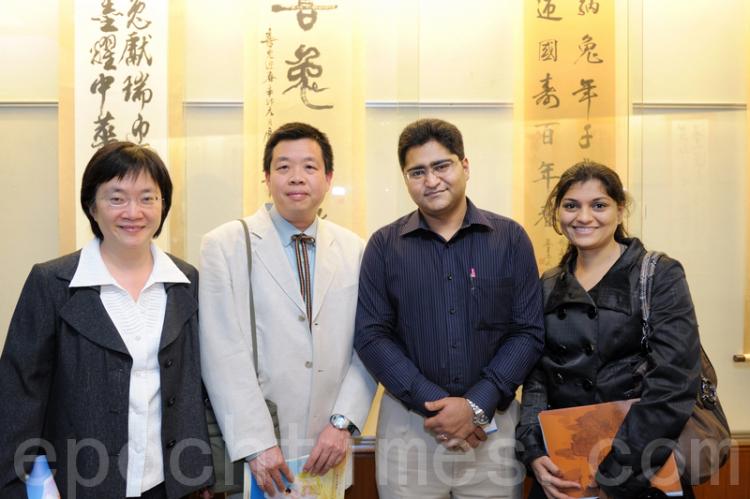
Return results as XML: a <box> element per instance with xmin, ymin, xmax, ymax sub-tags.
<box><xmin>639</xmin><ymin>250</ymin><xmax>664</xmax><ymax>353</ymax></box>
<box><xmin>238</xmin><ymin>218</ymin><xmax>259</xmax><ymax>377</ymax></box>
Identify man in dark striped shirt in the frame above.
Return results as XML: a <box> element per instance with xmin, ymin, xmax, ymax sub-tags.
<box><xmin>354</xmin><ymin>118</ymin><xmax>544</xmax><ymax>498</ymax></box>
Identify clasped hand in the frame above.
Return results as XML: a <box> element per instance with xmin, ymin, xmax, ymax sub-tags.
<box><xmin>424</xmin><ymin>397</ymin><xmax>487</xmax><ymax>450</ymax></box>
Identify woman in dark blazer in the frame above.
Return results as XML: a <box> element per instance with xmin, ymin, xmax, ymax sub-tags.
<box><xmin>0</xmin><ymin>142</ymin><xmax>212</xmax><ymax>499</ymax></box>
<box><xmin>516</xmin><ymin>162</ymin><xmax>701</xmax><ymax>499</ymax></box>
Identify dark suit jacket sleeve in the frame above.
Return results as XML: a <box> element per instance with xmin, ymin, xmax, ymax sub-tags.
<box><xmin>0</xmin><ymin>264</ymin><xmax>58</xmax><ymax>495</ymax></box>
<box><xmin>464</xmin><ymin>224</ymin><xmax>545</xmax><ymax>416</ymax></box>
<box><xmin>354</xmin><ymin>231</ymin><xmax>450</xmax><ymax>415</ymax></box>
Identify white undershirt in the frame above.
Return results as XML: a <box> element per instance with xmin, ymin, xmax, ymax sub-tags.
<box><xmin>70</xmin><ymin>239</ymin><xmax>189</xmax><ymax>497</ymax></box>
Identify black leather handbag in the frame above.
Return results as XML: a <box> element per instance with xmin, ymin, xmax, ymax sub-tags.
<box><xmin>639</xmin><ymin>251</ymin><xmax>731</xmax><ymax>484</ymax></box>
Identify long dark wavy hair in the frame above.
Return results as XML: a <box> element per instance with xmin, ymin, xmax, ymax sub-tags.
<box><xmin>543</xmin><ymin>160</ymin><xmax>631</xmax><ymax>264</ymax></box>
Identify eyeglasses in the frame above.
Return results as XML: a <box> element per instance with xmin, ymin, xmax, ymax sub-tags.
<box><xmin>404</xmin><ymin>159</ymin><xmax>456</xmax><ymax>182</ymax></box>
<box><xmin>99</xmin><ymin>194</ymin><xmax>162</xmax><ymax>209</ymax></box>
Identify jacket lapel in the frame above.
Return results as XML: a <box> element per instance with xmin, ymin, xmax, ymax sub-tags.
<box><xmin>251</xmin><ymin>211</ymin><xmax>306</xmax><ymax>314</ymax></box>
<box><xmin>311</xmin><ymin>221</ymin><xmax>336</xmax><ymax>321</ymax></box>
<box><xmin>60</xmin><ymin>287</ymin><xmax>130</xmax><ymax>356</ymax></box>
<box><xmin>544</xmin><ymin>240</ymin><xmax>640</xmax><ymax>315</ymax></box>
<box><xmin>159</xmin><ymin>283</ymin><xmax>198</xmax><ymax>350</ymax></box>
<box><xmin>544</xmin><ymin>270</ymin><xmax>593</xmax><ymax>313</ymax></box>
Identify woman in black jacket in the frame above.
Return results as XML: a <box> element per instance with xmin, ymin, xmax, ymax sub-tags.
<box><xmin>516</xmin><ymin>161</ymin><xmax>700</xmax><ymax>499</ymax></box>
<box><xmin>0</xmin><ymin>142</ymin><xmax>213</xmax><ymax>498</ymax></box>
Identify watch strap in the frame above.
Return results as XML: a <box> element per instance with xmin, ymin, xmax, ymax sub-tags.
<box><xmin>466</xmin><ymin>398</ymin><xmax>490</xmax><ymax>426</ymax></box>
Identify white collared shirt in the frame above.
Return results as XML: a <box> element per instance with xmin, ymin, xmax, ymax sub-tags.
<box><xmin>70</xmin><ymin>239</ymin><xmax>190</xmax><ymax>497</ymax></box>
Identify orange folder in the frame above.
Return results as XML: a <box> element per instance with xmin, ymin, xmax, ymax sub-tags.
<box><xmin>538</xmin><ymin>399</ymin><xmax>682</xmax><ymax>498</ymax></box>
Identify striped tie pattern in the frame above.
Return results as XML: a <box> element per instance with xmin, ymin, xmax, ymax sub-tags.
<box><xmin>291</xmin><ymin>233</ymin><xmax>315</xmax><ymax>329</ymax></box>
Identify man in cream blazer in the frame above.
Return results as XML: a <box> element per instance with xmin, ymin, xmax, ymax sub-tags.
<box><xmin>199</xmin><ymin>122</ymin><xmax>375</xmax><ymax>495</ymax></box>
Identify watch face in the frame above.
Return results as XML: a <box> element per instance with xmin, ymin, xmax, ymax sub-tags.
<box><xmin>331</xmin><ymin>415</ymin><xmax>346</xmax><ymax>429</ymax></box>
<box><xmin>475</xmin><ymin>415</ymin><xmax>490</xmax><ymax>425</ymax></box>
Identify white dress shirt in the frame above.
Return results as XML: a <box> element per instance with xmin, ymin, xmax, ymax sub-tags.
<box><xmin>69</xmin><ymin>239</ymin><xmax>189</xmax><ymax>497</ymax></box>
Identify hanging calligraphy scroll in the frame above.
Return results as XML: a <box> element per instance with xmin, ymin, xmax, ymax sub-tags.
<box><xmin>523</xmin><ymin>0</ymin><xmax>616</xmax><ymax>270</ymax></box>
<box><xmin>62</xmin><ymin>0</ymin><xmax>177</xmax><ymax>251</ymax></box>
<box><xmin>243</xmin><ymin>1</ymin><xmax>366</xmax><ymax>235</ymax></box>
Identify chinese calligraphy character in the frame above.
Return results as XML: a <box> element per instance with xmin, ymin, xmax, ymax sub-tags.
<box><xmin>534</xmin><ymin>238</ymin><xmax>554</xmax><ymax>268</ymax></box>
<box><xmin>90</xmin><ymin>73</ymin><xmax>115</xmax><ymax>114</ymax></box>
<box><xmin>572</xmin><ymin>78</ymin><xmax>598</xmax><ymax>119</ymax></box>
<box><xmin>534</xmin><ymin>122</ymin><xmax>559</xmax><ymax>145</ymax></box>
<box><xmin>283</xmin><ymin>44</ymin><xmax>333</xmax><ymax>110</ymax></box>
<box><xmin>537</xmin><ymin>0</ymin><xmax>562</xmax><ymax>21</ymax></box>
<box><xmin>261</xmin><ymin>28</ymin><xmax>277</xmax><ymax>140</ymax></box>
<box><xmin>90</xmin><ymin>35</ymin><xmax>118</xmax><ymax>70</ymax></box>
<box><xmin>130</xmin><ymin>113</ymin><xmax>150</xmax><ymax>144</ymax></box>
<box><xmin>271</xmin><ymin>0</ymin><xmax>338</xmax><ymax>31</ymax></box>
<box><xmin>120</xmin><ymin>32</ymin><xmax>153</xmax><ymax>66</ymax></box>
<box><xmin>534</xmin><ymin>204</ymin><xmax>552</xmax><ymax>227</ymax></box>
<box><xmin>533</xmin><ymin>73</ymin><xmax>560</xmax><ymax>109</ymax></box>
<box><xmin>539</xmin><ymin>39</ymin><xmax>558</xmax><ymax>62</ymax></box>
<box><xmin>533</xmin><ymin>161</ymin><xmax>559</xmax><ymax>191</ymax></box>
<box><xmin>91</xmin><ymin>0</ymin><xmax>121</xmax><ymax>32</ymax></box>
<box><xmin>578</xmin><ymin>124</ymin><xmax>593</xmax><ymax>149</ymax></box>
<box><xmin>127</xmin><ymin>0</ymin><xmax>152</xmax><ymax>30</ymax></box>
<box><xmin>122</xmin><ymin>72</ymin><xmax>153</xmax><ymax>110</ymax></box>
<box><xmin>576</xmin><ymin>34</ymin><xmax>603</xmax><ymax>64</ymax></box>
<box><xmin>92</xmin><ymin>111</ymin><xmax>118</xmax><ymax>148</ymax></box>
<box><xmin>261</xmin><ymin>28</ymin><xmax>278</xmax><ymax>82</ymax></box>
<box><xmin>578</xmin><ymin>0</ymin><xmax>600</xmax><ymax>15</ymax></box>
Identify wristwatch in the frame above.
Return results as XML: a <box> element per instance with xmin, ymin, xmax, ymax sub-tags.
<box><xmin>330</xmin><ymin>414</ymin><xmax>357</xmax><ymax>435</ymax></box>
<box><xmin>466</xmin><ymin>399</ymin><xmax>490</xmax><ymax>426</ymax></box>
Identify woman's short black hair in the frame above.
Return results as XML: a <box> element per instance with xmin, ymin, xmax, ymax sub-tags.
<box><xmin>80</xmin><ymin>141</ymin><xmax>172</xmax><ymax>240</ymax></box>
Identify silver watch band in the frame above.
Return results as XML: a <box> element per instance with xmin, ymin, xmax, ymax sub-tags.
<box><xmin>466</xmin><ymin>398</ymin><xmax>490</xmax><ymax>425</ymax></box>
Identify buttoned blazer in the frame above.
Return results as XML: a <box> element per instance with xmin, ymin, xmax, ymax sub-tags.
<box><xmin>0</xmin><ymin>251</ymin><xmax>213</xmax><ymax>499</ymax></box>
<box><xmin>199</xmin><ymin>207</ymin><xmax>376</xmax><ymax>463</ymax></box>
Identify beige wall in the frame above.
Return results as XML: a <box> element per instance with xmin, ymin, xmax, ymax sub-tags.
<box><xmin>0</xmin><ymin>1</ymin><xmax>59</xmax><ymax>340</ymax></box>
<box><xmin>0</xmin><ymin>0</ymin><xmax>747</xmax><ymax>435</ymax></box>
<box><xmin>636</xmin><ymin>0</ymin><xmax>748</xmax><ymax>434</ymax></box>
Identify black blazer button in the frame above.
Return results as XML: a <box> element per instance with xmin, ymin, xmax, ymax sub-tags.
<box><xmin>552</xmin><ymin>343</ymin><xmax>568</xmax><ymax>355</ymax></box>
<box><xmin>587</xmin><ymin>306</ymin><xmax>598</xmax><ymax>319</ymax></box>
<box><xmin>556</xmin><ymin>307</ymin><xmax>567</xmax><ymax>320</ymax></box>
<box><xmin>167</xmin><ymin>397</ymin><xmax>176</xmax><ymax>407</ymax></box>
<box><xmin>555</xmin><ymin>372</ymin><xmax>565</xmax><ymax>384</ymax></box>
<box><xmin>584</xmin><ymin>343</ymin><xmax>594</xmax><ymax>355</ymax></box>
<box><xmin>166</xmin><ymin>439</ymin><xmax>177</xmax><ymax>449</ymax></box>
<box><xmin>164</xmin><ymin>359</ymin><xmax>174</xmax><ymax>368</ymax></box>
<box><xmin>582</xmin><ymin>378</ymin><xmax>594</xmax><ymax>391</ymax></box>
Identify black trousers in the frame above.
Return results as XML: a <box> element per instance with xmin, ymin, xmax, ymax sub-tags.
<box><xmin>140</xmin><ymin>482</ymin><xmax>167</xmax><ymax>499</ymax></box>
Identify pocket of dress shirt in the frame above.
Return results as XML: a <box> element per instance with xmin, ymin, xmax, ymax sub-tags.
<box><xmin>471</xmin><ymin>277</ymin><xmax>513</xmax><ymax>331</ymax></box>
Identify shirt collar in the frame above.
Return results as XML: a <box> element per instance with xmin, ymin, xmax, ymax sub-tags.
<box><xmin>70</xmin><ymin>238</ymin><xmax>189</xmax><ymax>289</ymax></box>
<box><xmin>267</xmin><ymin>203</ymin><xmax>319</xmax><ymax>247</ymax></box>
<box><xmin>399</xmin><ymin>198</ymin><xmax>492</xmax><ymax>237</ymax></box>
